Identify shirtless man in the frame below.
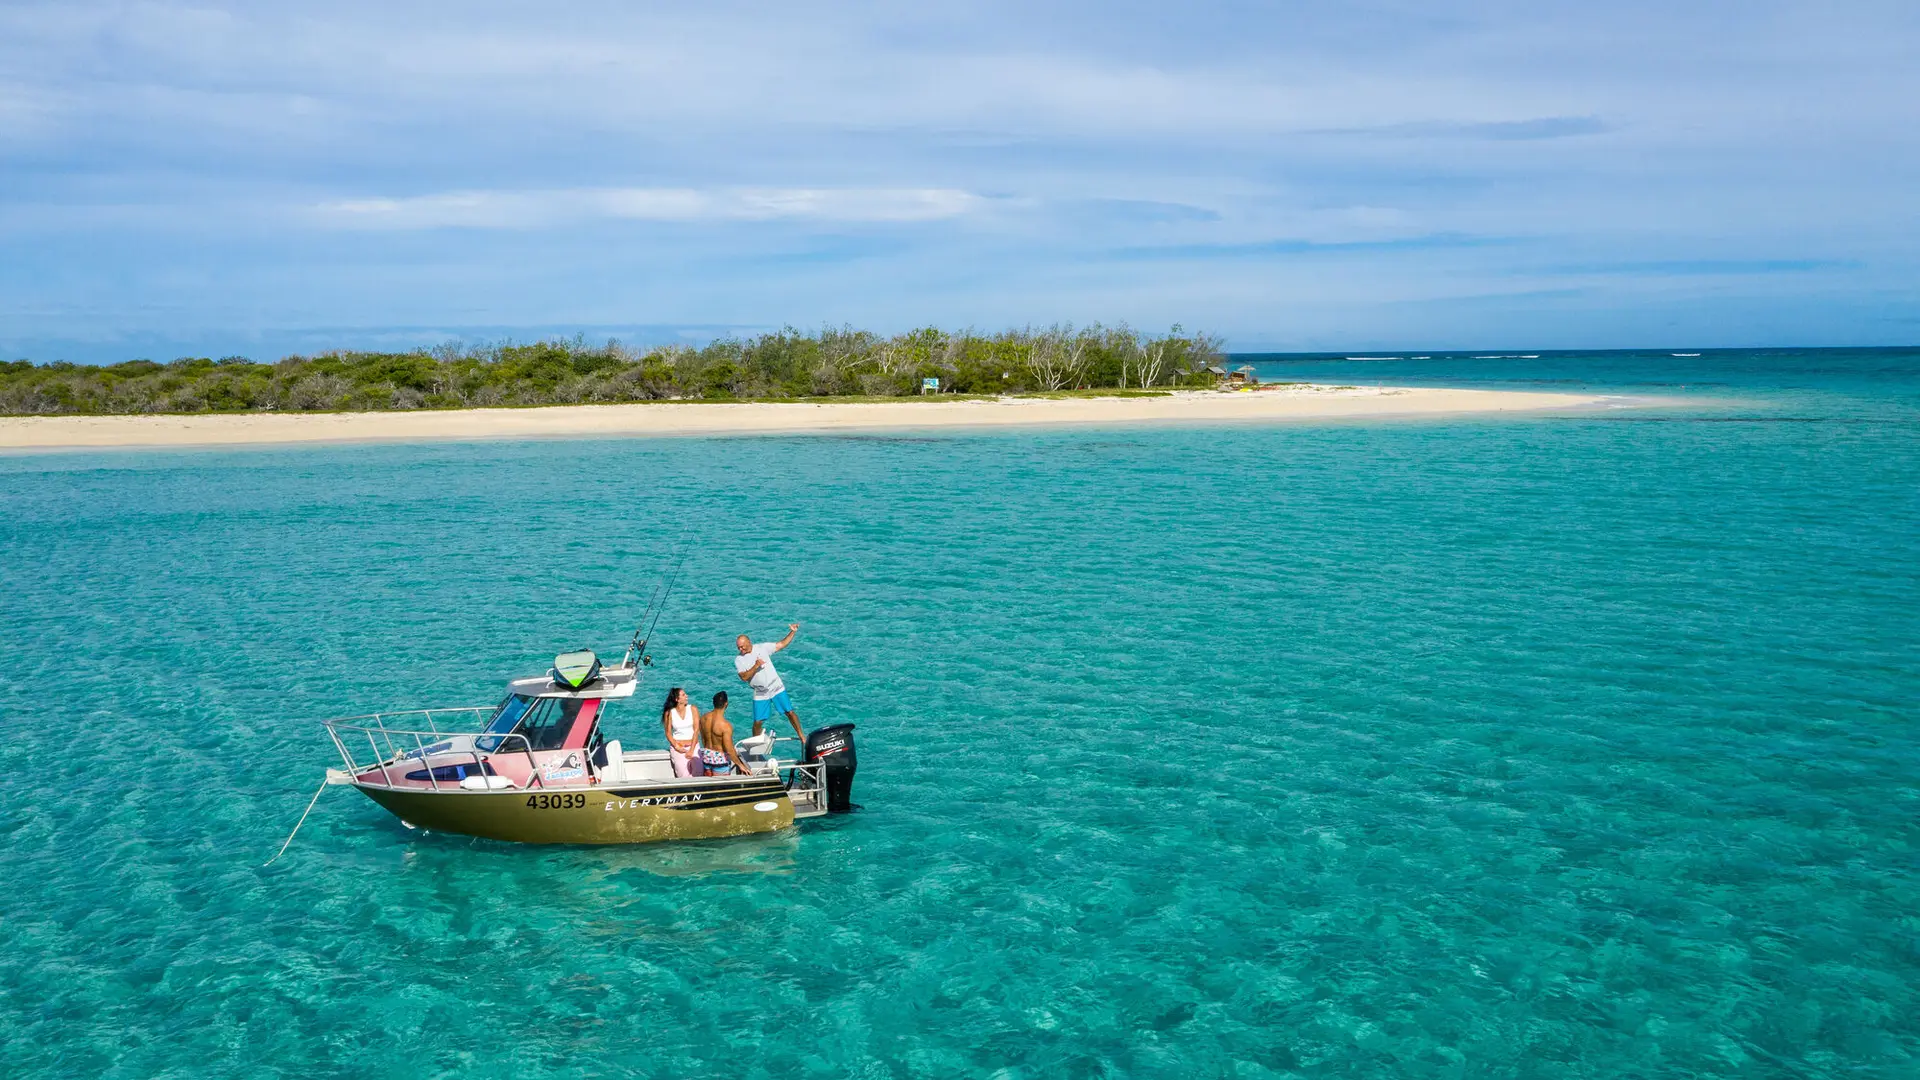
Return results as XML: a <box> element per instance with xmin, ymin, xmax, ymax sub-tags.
<box><xmin>697</xmin><ymin>691</ymin><xmax>753</xmax><ymax>776</ymax></box>
<box><xmin>734</xmin><ymin>624</ymin><xmax>805</xmax><ymax>743</ymax></box>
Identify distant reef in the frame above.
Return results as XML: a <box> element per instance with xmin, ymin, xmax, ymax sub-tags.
<box><xmin>0</xmin><ymin>325</ymin><xmax>1222</xmax><ymax>415</ymax></box>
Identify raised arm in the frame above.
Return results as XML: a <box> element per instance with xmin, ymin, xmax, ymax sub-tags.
<box><xmin>772</xmin><ymin>623</ymin><xmax>800</xmax><ymax>652</ymax></box>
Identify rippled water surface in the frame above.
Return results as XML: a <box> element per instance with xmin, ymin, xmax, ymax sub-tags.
<box><xmin>3</xmin><ymin>349</ymin><xmax>1916</xmax><ymax>1078</ymax></box>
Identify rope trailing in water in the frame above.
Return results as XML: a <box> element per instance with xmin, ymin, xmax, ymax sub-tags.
<box><xmin>262</xmin><ymin>778</ymin><xmax>330</xmax><ymax>868</ymax></box>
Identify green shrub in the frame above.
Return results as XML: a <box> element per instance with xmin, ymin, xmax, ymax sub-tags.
<box><xmin>0</xmin><ymin>326</ymin><xmax>1224</xmax><ymax>415</ymax></box>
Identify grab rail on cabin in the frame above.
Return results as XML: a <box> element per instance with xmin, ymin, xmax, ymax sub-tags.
<box><xmin>320</xmin><ymin>706</ymin><xmax>497</xmax><ymax>739</ymax></box>
<box><xmin>320</xmin><ymin>709</ymin><xmax>544</xmax><ymax>792</ymax></box>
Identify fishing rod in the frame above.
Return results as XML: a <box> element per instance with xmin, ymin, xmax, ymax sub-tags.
<box><xmin>622</xmin><ymin>573</ymin><xmax>670</xmax><ymax>665</ymax></box>
<box><xmin>622</xmin><ymin>534</ymin><xmax>693</xmax><ymax>669</ymax></box>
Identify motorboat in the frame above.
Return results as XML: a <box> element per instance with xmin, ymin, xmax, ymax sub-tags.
<box><xmin>316</xmin><ymin>648</ymin><xmax>858</xmax><ymax>845</ymax></box>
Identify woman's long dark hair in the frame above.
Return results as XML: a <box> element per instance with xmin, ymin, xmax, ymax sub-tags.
<box><xmin>661</xmin><ymin>687</ymin><xmax>685</xmax><ymax>717</ymax></box>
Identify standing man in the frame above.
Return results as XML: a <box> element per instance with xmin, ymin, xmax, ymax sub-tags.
<box><xmin>735</xmin><ymin>624</ymin><xmax>805</xmax><ymax>743</ymax></box>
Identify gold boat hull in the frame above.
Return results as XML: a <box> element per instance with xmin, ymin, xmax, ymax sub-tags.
<box><xmin>356</xmin><ymin>776</ymin><xmax>796</xmax><ymax>844</ymax></box>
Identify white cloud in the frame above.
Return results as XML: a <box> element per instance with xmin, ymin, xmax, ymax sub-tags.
<box><xmin>2</xmin><ymin>0</ymin><xmax>1918</xmax><ymax>350</ymax></box>
<box><xmin>313</xmin><ymin>186</ymin><xmax>985</xmax><ymax>229</ymax></box>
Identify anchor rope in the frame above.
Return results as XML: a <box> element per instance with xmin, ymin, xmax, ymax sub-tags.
<box><xmin>263</xmin><ymin>778</ymin><xmax>330</xmax><ymax>868</ymax></box>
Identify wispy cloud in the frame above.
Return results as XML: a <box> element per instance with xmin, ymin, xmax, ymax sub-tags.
<box><xmin>1109</xmin><ymin>233</ymin><xmax>1509</xmax><ymax>260</ymax></box>
<box><xmin>313</xmin><ymin>187</ymin><xmax>985</xmax><ymax>230</ymax></box>
<box><xmin>2</xmin><ymin>1</ymin><xmax>1918</xmax><ymax>354</ymax></box>
<box><xmin>1074</xmin><ymin>199</ymin><xmax>1222</xmax><ymax>224</ymax></box>
<box><xmin>1317</xmin><ymin>116</ymin><xmax>1612</xmax><ymax>141</ymax></box>
<box><xmin>1546</xmin><ymin>258</ymin><xmax>1856</xmax><ymax>276</ymax></box>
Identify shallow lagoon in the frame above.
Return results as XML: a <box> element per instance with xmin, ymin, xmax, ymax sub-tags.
<box><xmin>2</xmin><ymin>349</ymin><xmax>1915</xmax><ymax>1077</ymax></box>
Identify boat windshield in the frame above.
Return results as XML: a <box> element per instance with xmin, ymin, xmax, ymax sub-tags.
<box><xmin>475</xmin><ymin>694</ymin><xmax>534</xmax><ymax>752</ymax></box>
<box><xmin>476</xmin><ymin>693</ymin><xmax>596</xmax><ymax>753</ymax></box>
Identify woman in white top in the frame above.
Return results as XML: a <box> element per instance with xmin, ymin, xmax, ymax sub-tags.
<box><xmin>661</xmin><ymin>687</ymin><xmax>702</xmax><ymax>778</ymax></box>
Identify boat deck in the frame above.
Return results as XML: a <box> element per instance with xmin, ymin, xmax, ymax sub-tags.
<box><xmin>789</xmin><ymin>785</ymin><xmax>827</xmax><ymax>818</ymax></box>
<box><xmin>320</xmin><ymin>709</ymin><xmax>832</xmax><ymax>818</ymax></box>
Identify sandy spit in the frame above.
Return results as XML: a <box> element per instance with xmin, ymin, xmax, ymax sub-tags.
<box><xmin>0</xmin><ymin>385</ymin><xmax>1630</xmax><ymax>451</ymax></box>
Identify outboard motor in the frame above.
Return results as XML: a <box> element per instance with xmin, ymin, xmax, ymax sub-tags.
<box><xmin>803</xmin><ymin>724</ymin><xmax>858</xmax><ymax>813</ymax></box>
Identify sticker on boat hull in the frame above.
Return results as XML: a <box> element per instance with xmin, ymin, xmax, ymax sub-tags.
<box><xmin>753</xmin><ymin>801</ymin><xmax>778</xmax><ymax>812</ymax></box>
<box><xmin>605</xmin><ymin>793</ymin><xmax>705</xmax><ymax>809</ymax></box>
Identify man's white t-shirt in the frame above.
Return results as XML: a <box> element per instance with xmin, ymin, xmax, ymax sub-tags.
<box><xmin>734</xmin><ymin>643</ymin><xmax>786</xmax><ymax>700</ymax></box>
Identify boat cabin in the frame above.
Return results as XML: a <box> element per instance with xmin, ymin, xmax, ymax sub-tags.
<box><xmin>340</xmin><ymin>656</ymin><xmax>708</xmax><ymax>792</ymax></box>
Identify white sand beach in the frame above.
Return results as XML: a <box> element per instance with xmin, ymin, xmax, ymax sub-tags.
<box><xmin>0</xmin><ymin>384</ymin><xmax>1631</xmax><ymax>451</ymax></box>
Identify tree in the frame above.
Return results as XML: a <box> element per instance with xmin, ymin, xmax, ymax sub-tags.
<box><xmin>0</xmin><ymin>323</ymin><xmax>1227</xmax><ymax>414</ymax></box>
<box><xmin>1025</xmin><ymin>325</ymin><xmax>1089</xmax><ymax>391</ymax></box>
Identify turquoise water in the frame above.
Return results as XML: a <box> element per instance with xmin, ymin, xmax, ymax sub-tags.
<box><xmin>2</xmin><ymin>349</ymin><xmax>1916</xmax><ymax>1078</ymax></box>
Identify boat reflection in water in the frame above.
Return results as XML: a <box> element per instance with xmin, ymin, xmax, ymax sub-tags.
<box><xmin>319</xmin><ymin>649</ymin><xmax>857</xmax><ymax>845</ymax></box>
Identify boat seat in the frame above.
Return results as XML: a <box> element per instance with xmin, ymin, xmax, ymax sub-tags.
<box><xmin>618</xmin><ymin>751</ymin><xmax>679</xmax><ymax>782</ymax></box>
<box><xmin>736</xmin><ymin>731</ymin><xmax>776</xmax><ymax>774</ymax></box>
<box><xmin>594</xmin><ymin>740</ymin><xmax>625</xmax><ymax>784</ymax></box>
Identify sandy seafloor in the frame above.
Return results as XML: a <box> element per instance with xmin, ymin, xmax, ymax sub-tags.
<box><xmin>0</xmin><ymin>348</ymin><xmax>1913</xmax><ymax>1078</ymax></box>
<box><xmin>0</xmin><ymin>384</ymin><xmax>1623</xmax><ymax>450</ymax></box>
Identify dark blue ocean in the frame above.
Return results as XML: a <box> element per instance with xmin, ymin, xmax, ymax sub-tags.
<box><xmin>1</xmin><ymin>348</ymin><xmax>1915</xmax><ymax>1077</ymax></box>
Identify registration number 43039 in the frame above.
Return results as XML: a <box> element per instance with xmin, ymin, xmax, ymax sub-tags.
<box><xmin>526</xmin><ymin>793</ymin><xmax>588</xmax><ymax>809</ymax></box>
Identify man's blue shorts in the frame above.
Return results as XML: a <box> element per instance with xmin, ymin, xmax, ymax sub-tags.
<box><xmin>752</xmin><ymin>691</ymin><xmax>795</xmax><ymax>722</ymax></box>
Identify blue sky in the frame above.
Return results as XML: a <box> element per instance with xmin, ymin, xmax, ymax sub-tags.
<box><xmin>2</xmin><ymin>0</ymin><xmax>1917</xmax><ymax>361</ymax></box>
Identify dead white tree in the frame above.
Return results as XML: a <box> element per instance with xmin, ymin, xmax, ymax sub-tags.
<box><xmin>1103</xmin><ymin>323</ymin><xmax>1141</xmax><ymax>389</ymax></box>
<box><xmin>874</xmin><ymin>340</ymin><xmax>913</xmax><ymax>378</ymax></box>
<box><xmin>812</xmin><ymin>326</ymin><xmax>874</xmax><ymax>394</ymax></box>
<box><xmin>1026</xmin><ymin>325</ymin><xmax>1090</xmax><ymax>390</ymax></box>
<box><xmin>1136</xmin><ymin>337</ymin><xmax>1172</xmax><ymax>388</ymax></box>
<box><xmin>1028</xmin><ymin>333</ymin><xmax>1065</xmax><ymax>390</ymax></box>
<box><xmin>940</xmin><ymin>329</ymin><xmax>970</xmax><ymax>378</ymax></box>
